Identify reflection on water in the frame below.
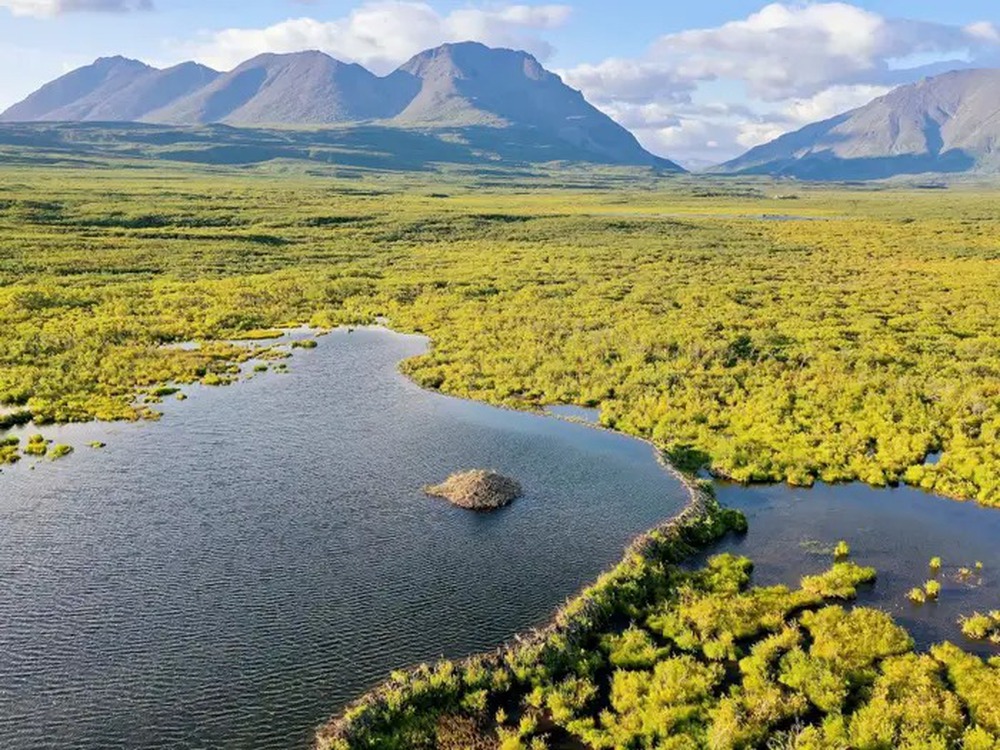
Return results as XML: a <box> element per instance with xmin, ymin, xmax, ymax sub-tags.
<box><xmin>0</xmin><ymin>327</ymin><xmax>689</xmax><ymax>750</ymax></box>
<box><xmin>544</xmin><ymin>404</ymin><xmax>601</xmax><ymax>425</ymax></box>
<box><xmin>711</xmin><ymin>482</ymin><xmax>1000</xmax><ymax>656</ymax></box>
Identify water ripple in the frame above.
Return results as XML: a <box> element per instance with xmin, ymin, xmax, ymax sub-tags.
<box><xmin>0</xmin><ymin>328</ymin><xmax>688</xmax><ymax>750</ymax></box>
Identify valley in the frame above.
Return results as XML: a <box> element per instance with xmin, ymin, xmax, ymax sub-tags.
<box><xmin>4</xmin><ymin>3</ymin><xmax>1000</xmax><ymax>748</ymax></box>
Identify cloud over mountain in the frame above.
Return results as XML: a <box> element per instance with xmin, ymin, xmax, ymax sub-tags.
<box><xmin>179</xmin><ymin>1</ymin><xmax>572</xmax><ymax>75</ymax></box>
<box><xmin>560</xmin><ymin>2</ymin><xmax>1000</xmax><ymax>164</ymax></box>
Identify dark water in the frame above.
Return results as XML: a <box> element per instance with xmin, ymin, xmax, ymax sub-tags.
<box><xmin>0</xmin><ymin>327</ymin><xmax>689</xmax><ymax>750</ymax></box>
<box><xmin>710</xmin><ymin>482</ymin><xmax>1000</xmax><ymax>656</ymax></box>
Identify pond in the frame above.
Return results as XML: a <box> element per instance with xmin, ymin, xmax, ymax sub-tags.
<box><xmin>2</xmin><ymin>327</ymin><xmax>997</xmax><ymax>750</ymax></box>
<box><xmin>0</xmin><ymin>327</ymin><xmax>690</xmax><ymax>750</ymax></box>
<box><xmin>710</xmin><ymin>482</ymin><xmax>1000</xmax><ymax>657</ymax></box>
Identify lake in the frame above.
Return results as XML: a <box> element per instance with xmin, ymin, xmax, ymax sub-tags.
<box><xmin>0</xmin><ymin>327</ymin><xmax>690</xmax><ymax>750</ymax></box>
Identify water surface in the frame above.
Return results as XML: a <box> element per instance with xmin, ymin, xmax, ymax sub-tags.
<box><xmin>710</xmin><ymin>482</ymin><xmax>1000</xmax><ymax>656</ymax></box>
<box><xmin>0</xmin><ymin>327</ymin><xmax>689</xmax><ymax>750</ymax></box>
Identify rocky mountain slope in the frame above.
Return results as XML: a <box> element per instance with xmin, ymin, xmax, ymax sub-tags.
<box><xmin>718</xmin><ymin>69</ymin><xmax>1000</xmax><ymax>179</ymax></box>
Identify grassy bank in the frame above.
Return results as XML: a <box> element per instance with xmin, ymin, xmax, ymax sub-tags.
<box><xmin>316</xmin><ymin>489</ymin><xmax>1000</xmax><ymax>750</ymax></box>
<box><xmin>315</xmin><ymin>483</ymin><xmax>747</xmax><ymax>749</ymax></box>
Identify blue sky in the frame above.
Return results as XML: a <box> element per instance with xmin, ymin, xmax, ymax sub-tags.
<box><xmin>2</xmin><ymin>1</ymin><xmax>999</xmax><ymax>163</ymax></box>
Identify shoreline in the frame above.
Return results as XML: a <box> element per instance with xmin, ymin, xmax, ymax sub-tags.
<box><xmin>3</xmin><ymin>322</ymin><xmax>993</xmax><ymax>744</ymax></box>
<box><xmin>314</xmin><ymin>475</ymin><xmax>738</xmax><ymax>748</ymax></box>
<box><xmin>313</xmin><ymin>321</ymin><xmax>728</xmax><ymax>750</ymax></box>
<box><xmin>313</xmin><ymin>335</ymin><xmax>729</xmax><ymax>747</ymax></box>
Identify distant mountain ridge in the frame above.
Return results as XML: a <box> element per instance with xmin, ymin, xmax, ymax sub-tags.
<box><xmin>717</xmin><ymin>69</ymin><xmax>1000</xmax><ymax>179</ymax></box>
<box><xmin>1</xmin><ymin>43</ymin><xmax>678</xmax><ymax>169</ymax></box>
<box><xmin>2</xmin><ymin>56</ymin><xmax>219</xmax><ymax>123</ymax></box>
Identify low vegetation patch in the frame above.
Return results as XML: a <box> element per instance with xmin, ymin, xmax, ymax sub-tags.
<box><xmin>960</xmin><ymin>611</ymin><xmax>1000</xmax><ymax>643</ymax></box>
<box><xmin>23</xmin><ymin>434</ymin><xmax>48</xmax><ymax>456</ymax></box>
<box><xmin>49</xmin><ymin>443</ymin><xmax>73</xmax><ymax>460</ymax></box>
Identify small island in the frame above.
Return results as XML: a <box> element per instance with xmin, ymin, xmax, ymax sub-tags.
<box><xmin>425</xmin><ymin>470</ymin><xmax>522</xmax><ymax>511</ymax></box>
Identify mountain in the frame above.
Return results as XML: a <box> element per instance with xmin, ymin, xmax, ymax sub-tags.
<box><xmin>0</xmin><ymin>43</ymin><xmax>679</xmax><ymax>169</ymax></box>
<box><xmin>145</xmin><ymin>51</ymin><xmax>417</xmax><ymax>125</ymax></box>
<box><xmin>390</xmin><ymin>43</ymin><xmax>665</xmax><ymax>167</ymax></box>
<box><xmin>0</xmin><ymin>57</ymin><xmax>219</xmax><ymax>123</ymax></box>
<box><xmin>92</xmin><ymin>62</ymin><xmax>221</xmax><ymax>121</ymax></box>
<box><xmin>1</xmin><ymin>56</ymin><xmax>152</xmax><ymax>122</ymax></box>
<box><xmin>718</xmin><ymin>69</ymin><xmax>1000</xmax><ymax>179</ymax></box>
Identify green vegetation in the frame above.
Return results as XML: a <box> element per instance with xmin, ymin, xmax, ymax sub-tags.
<box><xmin>2</xmin><ymin>164</ymin><xmax>1000</xmax><ymax>503</ymax></box>
<box><xmin>4</xmin><ymin>159</ymin><xmax>999</xmax><ymax>747</ymax></box>
<box><xmin>319</xmin><ymin>515</ymin><xmax>1000</xmax><ymax>750</ymax></box>
<box><xmin>960</xmin><ymin>611</ymin><xmax>1000</xmax><ymax>643</ymax></box>
<box><xmin>49</xmin><ymin>443</ymin><xmax>73</xmax><ymax>460</ymax></box>
<box><xmin>0</xmin><ymin>434</ymin><xmax>19</xmax><ymax>464</ymax></box>
<box><xmin>23</xmin><ymin>434</ymin><xmax>47</xmax><ymax>457</ymax></box>
<box><xmin>926</xmin><ymin>579</ymin><xmax>943</xmax><ymax>600</ymax></box>
<box><xmin>230</xmin><ymin>328</ymin><xmax>285</xmax><ymax>340</ymax></box>
<box><xmin>150</xmin><ymin>386</ymin><xmax>180</xmax><ymax>397</ymax></box>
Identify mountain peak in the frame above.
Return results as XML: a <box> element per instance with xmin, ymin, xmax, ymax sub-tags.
<box><xmin>240</xmin><ymin>49</ymin><xmax>340</xmax><ymax>66</ymax></box>
<box><xmin>400</xmin><ymin>41</ymin><xmax>545</xmax><ymax>81</ymax></box>
<box><xmin>92</xmin><ymin>55</ymin><xmax>151</xmax><ymax>71</ymax></box>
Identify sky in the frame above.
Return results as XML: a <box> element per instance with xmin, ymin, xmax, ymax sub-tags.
<box><xmin>2</xmin><ymin>1</ymin><xmax>999</xmax><ymax>165</ymax></box>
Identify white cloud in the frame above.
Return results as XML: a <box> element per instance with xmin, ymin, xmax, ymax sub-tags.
<box><xmin>560</xmin><ymin>58</ymin><xmax>694</xmax><ymax>105</ymax></box>
<box><xmin>179</xmin><ymin>1</ymin><xmax>571</xmax><ymax>73</ymax></box>
<box><xmin>783</xmin><ymin>84</ymin><xmax>892</xmax><ymax>125</ymax></box>
<box><xmin>965</xmin><ymin>21</ymin><xmax>1000</xmax><ymax>43</ymax></box>
<box><xmin>0</xmin><ymin>0</ymin><xmax>150</xmax><ymax>16</ymax></box>
<box><xmin>560</xmin><ymin>2</ymin><xmax>1000</xmax><ymax>164</ymax></box>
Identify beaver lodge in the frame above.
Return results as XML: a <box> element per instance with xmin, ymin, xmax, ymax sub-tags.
<box><xmin>425</xmin><ymin>470</ymin><xmax>522</xmax><ymax>511</ymax></box>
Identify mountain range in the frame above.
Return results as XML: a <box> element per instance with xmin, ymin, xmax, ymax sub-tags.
<box><xmin>0</xmin><ymin>43</ymin><xmax>678</xmax><ymax>170</ymax></box>
<box><xmin>717</xmin><ymin>69</ymin><xmax>1000</xmax><ymax>179</ymax></box>
<box><xmin>7</xmin><ymin>45</ymin><xmax>1000</xmax><ymax>180</ymax></box>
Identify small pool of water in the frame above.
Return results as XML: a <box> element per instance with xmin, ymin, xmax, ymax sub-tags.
<box><xmin>709</xmin><ymin>482</ymin><xmax>1000</xmax><ymax>656</ymax></box>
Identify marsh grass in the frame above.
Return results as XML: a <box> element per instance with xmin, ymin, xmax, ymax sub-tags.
<box><xmin>2</xmin><ymin>164</ymin><xmax>1000</xmax><ymax>505</ymax></box>
<box><xmin>48</xmin><ymin>444</ymin><xmax>72</xmax><ymax>460</ymax></box>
